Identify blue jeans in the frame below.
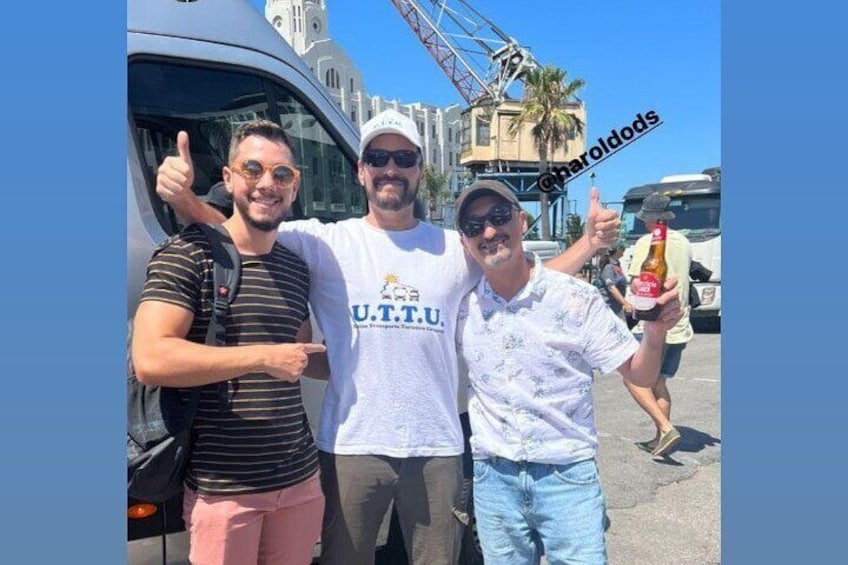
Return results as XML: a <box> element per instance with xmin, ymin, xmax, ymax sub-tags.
<box><xmin>472</xmin><ymin>457</ymin><xmax>607</xmax><ymax>565</ymax></box>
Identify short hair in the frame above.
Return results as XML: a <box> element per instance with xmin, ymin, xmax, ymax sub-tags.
<box><xmin>228</xmin><ymin>119</ymin><xmax>294</xmax><ymax>164</ymax></box>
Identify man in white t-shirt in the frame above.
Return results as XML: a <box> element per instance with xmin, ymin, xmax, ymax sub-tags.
<box><xmin>155</xmin><ymin>110</ymin><xmax>622</xmax><ymax>565</ymax></box>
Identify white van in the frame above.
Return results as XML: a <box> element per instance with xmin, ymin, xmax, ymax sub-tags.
<box><xmin>127</xmin><ymin>2</ymin><xmax>482</xmax><ymax>563</ymax></box>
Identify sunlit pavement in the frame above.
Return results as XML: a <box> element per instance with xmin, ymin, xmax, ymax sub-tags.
<box><xmin>595</xmin><ymin>330</ymin><xmax>721</xmax><ymax>565</ymax></box>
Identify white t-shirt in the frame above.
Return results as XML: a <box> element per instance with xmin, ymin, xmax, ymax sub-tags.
<box><xmin>278</xmin><ymin>218</ymin><xmax>479</xmax><ymax>457</ymax></box>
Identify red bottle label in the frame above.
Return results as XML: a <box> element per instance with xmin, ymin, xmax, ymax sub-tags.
<box><xmin>635</xmin><ymin>272</ymin><xmax>661</xmax><ymax>299</ymax></box>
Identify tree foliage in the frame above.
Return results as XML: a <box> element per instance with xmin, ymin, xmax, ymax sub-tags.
<box><xmin>564</xmin><ymin>213</ymin><xmax>585</xmax><ymax>247</ymax></box>
<box><xmin>509</xmin><ymin>66</ymin><xmax>585</xmax><ymax>240</ymax></box>
<box><xmin>420</xmin><ymin>164</ymin><xmax>451</xmax><ymax>221</ymax></box>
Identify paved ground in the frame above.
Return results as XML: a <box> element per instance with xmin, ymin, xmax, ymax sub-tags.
<box><xmin>596</xmin><ymin>330</ymin><xmax>721</xmax><ymax>565</ymax></box>
<box><xmin>605</xmin><ymin>464</ymin><xmax>720</xmax><ymax>564</ymax></box>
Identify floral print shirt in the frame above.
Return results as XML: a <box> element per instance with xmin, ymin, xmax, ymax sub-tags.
<box><xmin>457</xmin><ymin>254</ymin><xmax>638</xmax><ymax>465</ymax></box>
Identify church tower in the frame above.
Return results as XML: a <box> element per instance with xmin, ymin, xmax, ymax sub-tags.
<box><xmin>265</xmin><ymin>0</ymin><xmax>328</xmax><ymax>55</ymax></box>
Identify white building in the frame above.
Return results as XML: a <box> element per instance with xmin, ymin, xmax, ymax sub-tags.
<box><xmin>265</xmin><ymin>0</ymin><xmax>464</xmax><ymax>220</ymax></box>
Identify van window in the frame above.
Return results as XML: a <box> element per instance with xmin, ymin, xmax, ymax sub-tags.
<box><xmin>270</xmin><ymin>83</ymin><xmax>364</xmax><ymax>217</ymax></box>
<box><xmin>128</xmin><ymin>60</ymin><xmax>363</xmax><ymax>234</ymax></box>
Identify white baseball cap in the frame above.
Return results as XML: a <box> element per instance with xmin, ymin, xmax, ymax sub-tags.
<box><xmin>358</xmin><ymin>109</ymin><xmax>423</xmax><ymax>158</ymax></box>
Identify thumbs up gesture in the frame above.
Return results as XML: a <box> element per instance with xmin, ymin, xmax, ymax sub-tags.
<box><xmin>585</xmin><ymin>186</ymin><xmax>621</xmax><ymax>249</ymax></box>
<box><xmin>156</xmin><ymin>131</ymin><xmax>196</xmax><ymax>206</ymax></box>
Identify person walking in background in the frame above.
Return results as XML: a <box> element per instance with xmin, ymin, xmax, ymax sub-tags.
<box><xmin>624</xmin><ymin>192</ymin><xmax>693</xmax><ymax>459</ymax></box>
<box><xmin>598</xmin><ymin>245</ymin><xmax>631</xmax><ymax>321</ymax></box>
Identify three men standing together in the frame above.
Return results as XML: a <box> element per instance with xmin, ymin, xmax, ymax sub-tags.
<box><xmin>135</xmin><ymin>109</ymin><xmax>680</xmax><ymax>565</ymax></box>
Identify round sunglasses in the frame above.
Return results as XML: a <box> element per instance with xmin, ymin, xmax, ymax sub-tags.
<box><xmin>232</xmin><ymin>160</ymin><xmax>300</xmax><ymax>188</ymax></box>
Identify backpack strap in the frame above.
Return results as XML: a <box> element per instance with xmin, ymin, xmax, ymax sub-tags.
<box><xmin>194</xmin><ymin>223</ymin><xmax>241</xmax><ymax>345</ymax></box>
<box><xmin>194</xmin><ymin>223</ymin><xmax>242</xmax><ymax>410</ymax></box>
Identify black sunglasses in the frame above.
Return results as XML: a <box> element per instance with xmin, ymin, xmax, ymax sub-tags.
<box><xmin>460</xmin><ymin>203</ymin><xmax>519</xmax><ymax>238</ymax></box>
<box><xmin>362</xmin><ymin>149</ymin><xmax>420</xmax><ymax>169</ymax></box>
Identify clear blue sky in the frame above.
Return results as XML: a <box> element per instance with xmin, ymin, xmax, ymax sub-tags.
<box><xmin>249</xmin><ymin>0</ymin><xmax>719</xmax><ymax>217</ymax></box>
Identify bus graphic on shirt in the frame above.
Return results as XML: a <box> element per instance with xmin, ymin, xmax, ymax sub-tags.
<box><xmin>380</xmin><ymin>273</ymin><xmax>420</xmax><ymax>301</ymax></box>
<box><xmin>350</xmin><ymin>273</ymin><xmax>443</xmax><ymax>332</ymax></box>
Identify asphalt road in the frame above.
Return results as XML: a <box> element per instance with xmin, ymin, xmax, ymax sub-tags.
<box><xmin>595</xmin><ymin>329</ymin><xmax>721</xmax><ymax>565</ymax></box>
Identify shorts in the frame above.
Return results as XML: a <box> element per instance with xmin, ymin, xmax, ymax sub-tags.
<box><xmin>634</xmin><ymin>334</ymin><xmax>687</xmax><ymax>378</ymax></box>
<box><xmin>182</xmin><ymin>473</ymin><xmax>324</xmax><ymax>565</ymax></box>
<box><xmin>659</xmin><ymin>343</ymin><xmax>686</xmax><ymax>378</ymax></box>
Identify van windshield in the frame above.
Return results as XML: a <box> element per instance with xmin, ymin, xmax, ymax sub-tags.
<box><xmin>621</xmin><ymin>194</ymin><xmax>720</xmax><ymax>243</ymax></box>
<box><xmin>129</xmin><ymin>61</ymin><xmax>363</xmax><ymax>234</ymax></box>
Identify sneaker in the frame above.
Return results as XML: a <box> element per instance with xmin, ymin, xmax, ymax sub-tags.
<box><xmin>651</xmin><ymin>427</ymin><xmax>681</xmax><ymax>457</ymax></box>
<box><xmin>635</xmin><ymin>439</ymin><xmax>658</xmax><ymax>453</ymax></box>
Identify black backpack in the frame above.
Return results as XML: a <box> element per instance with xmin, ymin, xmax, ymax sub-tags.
<box><xmin>127</xmin><ymin>223</ymin><xmax>241</xmax><ymax>503</ymax></box>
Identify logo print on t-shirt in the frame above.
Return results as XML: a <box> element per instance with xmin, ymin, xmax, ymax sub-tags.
<box><xmin>350</xmin><ymin>273</ymin><xmax>443</xmax><ymax>332</ymax></box>
<box><xmin>380</xmin><ymin>273</ymin><xmax>420</xmax><ymax>301</ymax></box>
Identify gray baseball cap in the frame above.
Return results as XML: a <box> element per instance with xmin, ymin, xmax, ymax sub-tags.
<box><xmin>455</xmin><ymin>179</ymin><xmax>520</xmax><ymax>225</ymax></box>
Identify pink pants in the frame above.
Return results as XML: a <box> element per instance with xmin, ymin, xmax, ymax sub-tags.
<box><xmin>183</xmin><ymin>473</ymin><xmax>324</xmax><ymax>565</ymax></box>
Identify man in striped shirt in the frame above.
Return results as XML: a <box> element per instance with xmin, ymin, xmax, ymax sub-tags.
<box><xmin>132</xmin><ymin>120</ymin><xmax>328</xmax><ymax>565</ymax></box>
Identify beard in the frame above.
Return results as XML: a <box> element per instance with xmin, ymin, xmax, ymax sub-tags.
<box><xmin>477</xmin><ymin>235</ymin><xmax>515</xmax><ymax>268</ymax></box>
<box><xmin>233</xmin><ymin>193</ymin><xmax>287</xmax><ymax>232</ymax></box>
<box><xmin>367</xmin><ymin>175</ymin><xmax>418</xmax><ymax>212</ymax></box>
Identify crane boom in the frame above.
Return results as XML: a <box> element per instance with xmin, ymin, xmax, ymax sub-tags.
<box><xmin>389</xmin><ymin>0</ymin><xmax>537</xmax><ymax>105</ymax></box>
<box><xmin>389</xmin><ymin>0</ymin><xmax>488</xmax><ymax>104</ymax></box>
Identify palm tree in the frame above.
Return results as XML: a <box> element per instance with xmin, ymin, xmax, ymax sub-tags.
<box><xmin>420</xmin><ymin>164</ymin><xmax>451</xmax><ymax>222</ymax></box>
<box><xmin>509</xmin><ymin>66</ymin><xmax>585</xmax><ymax>240</ymax></box>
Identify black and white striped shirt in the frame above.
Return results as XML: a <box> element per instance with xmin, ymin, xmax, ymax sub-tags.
<box><xmin>140</xmin><ymin>225</ymin><xmax>318</xmax><ymax>495</ymax></box>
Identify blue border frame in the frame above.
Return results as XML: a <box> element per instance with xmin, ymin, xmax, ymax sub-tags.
<box><xmin>724</xmin><ymin>1</ymin><xmax>845</xmax><ymax>563</ymax></box>
<box><xmin>1</xmin><ymin>4</ymin><xmax>126</xmax><ymax>562</ymax></box>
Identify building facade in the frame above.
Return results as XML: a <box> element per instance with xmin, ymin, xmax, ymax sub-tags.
<box><xmin>265</xmin><ymin>0</ymin><xmax>464</xmax><ymax>221</ymax></box>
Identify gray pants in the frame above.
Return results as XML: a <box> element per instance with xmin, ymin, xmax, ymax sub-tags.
<box><xmin>318</xmin><ymin>451</ymin><xmax>463</xmax><ymax>565</ymax></box>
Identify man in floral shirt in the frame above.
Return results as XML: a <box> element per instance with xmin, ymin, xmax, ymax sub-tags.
<box><xmin>455</xmin><ymin>180</ymin><xmax>683</xmax><ymax>565</ymax></box>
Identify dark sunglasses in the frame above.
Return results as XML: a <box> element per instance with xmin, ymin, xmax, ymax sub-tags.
<box><xmin>233</xmin><ymin>160</ymin><xmax>300</xmax><ymax>188</ymax></box>
<box><xmin>460</xmin><ymin>203</ymin><xmax>519</xmax><ymax>238</ymax></box>
<box><xmin>362</xmin><ymin>149</ymin><xmax>420</xmax><ymax>169</ymax></box>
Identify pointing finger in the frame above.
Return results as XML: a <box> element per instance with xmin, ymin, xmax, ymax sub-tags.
<box><xmin>303</xmin><ymin>343</ymin><xmax>327</xmax><ymax>355</ymax></box>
